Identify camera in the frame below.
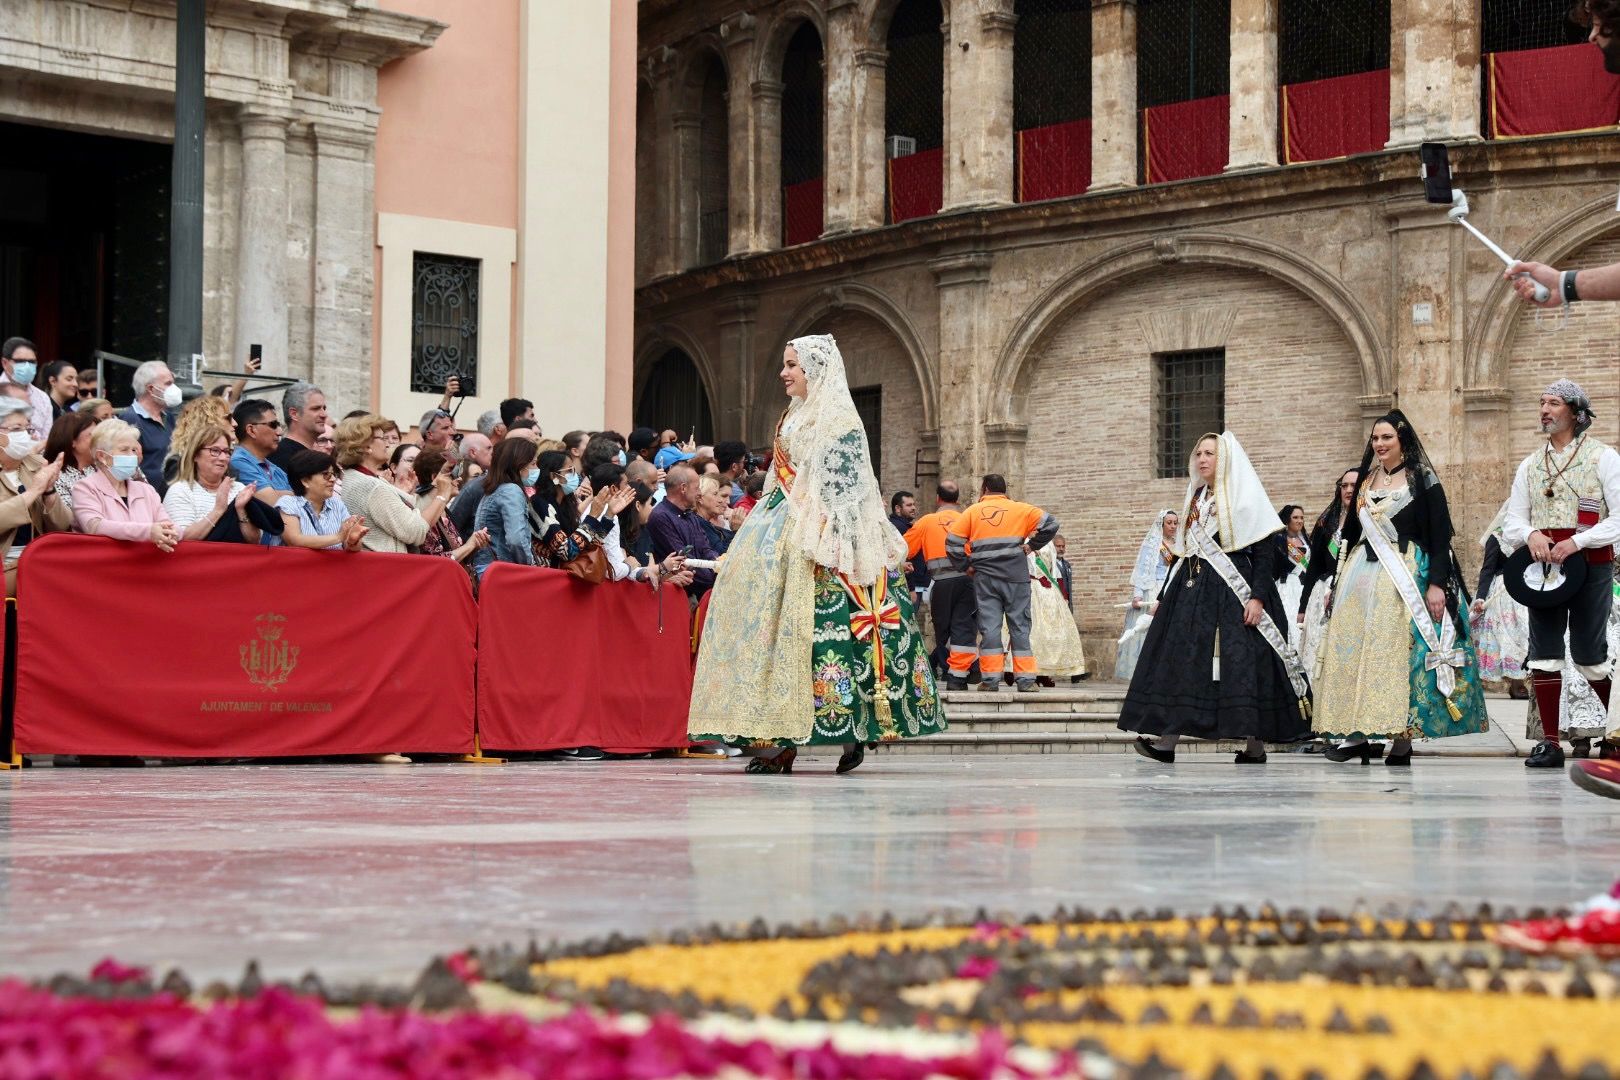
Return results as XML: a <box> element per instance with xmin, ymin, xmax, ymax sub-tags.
<box><xmin>744</xmin><ymin>452</ymin><xmax>763</xmax><ymax>474</ymax></box>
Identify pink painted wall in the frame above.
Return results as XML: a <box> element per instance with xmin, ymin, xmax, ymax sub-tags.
<box><xmin>374</xmin><ymin>0</ymin><xmax>520</xmax><ymax>230</ymax></box>
<box><xmin>603</xmin><ymin>0</ymin><xmax>637</xmax><ymax>433</ymax></box>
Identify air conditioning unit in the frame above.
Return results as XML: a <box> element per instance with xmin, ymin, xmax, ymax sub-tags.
<box><xmin>886</xmin><ymin>135</ymin><xmax>916</xmax><ymax>159</ymax></box>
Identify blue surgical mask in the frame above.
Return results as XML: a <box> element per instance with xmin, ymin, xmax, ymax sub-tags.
<box><xmin>563</xmin><ymin>472</ymin><xmax>582</xmax><ymax>494</ymax></box>
<box><xmin>615</xmin><ymin>450</ymin><xmax>628</xmax><ymax>467</ymax></box>
<box><xmin>523</xmin><ymin>466</ymin><xmax>540</xmax><ymax>487</ymax></box>
<box><xmin>10</xmin><ymin>362</ymin><xmax>35</xmax><ymax>386</ymax></box>
<box><xmin>107</xmin><ymin>454</ymin><xmax>140</xmax><ymax>482</ymax></box>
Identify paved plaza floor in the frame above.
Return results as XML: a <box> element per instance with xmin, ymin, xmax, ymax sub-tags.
<box><xmin>0</xmin><ymin>754</ymin><xmax>1615</xmax><ymax>985</ymax></box>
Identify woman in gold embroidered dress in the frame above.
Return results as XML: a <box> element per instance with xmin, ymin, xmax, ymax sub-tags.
<box><xmin>688</xmin><ymin>335</ymin><xmax>945</xmax><ymax>774</ymax></box>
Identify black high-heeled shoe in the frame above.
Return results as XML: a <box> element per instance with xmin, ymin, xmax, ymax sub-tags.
<box><xmin>836</xmin><ymin>744</ymin><xmax>866</xmax><ymax>774</ymax></box>
<box><xmin>1234</xmin><ymin>749</ymin><xmax>1267</xmax><ymax>764</ymax></box>
<box><xmin>1385</xmin><ymin>746</ymin><xmax>1412</xmax><ymax>767</ymax></box>
<box><xmin>1323</xmin><ymin>741</ymin><xmax>1384</xmax><ymax>764</ymax></box>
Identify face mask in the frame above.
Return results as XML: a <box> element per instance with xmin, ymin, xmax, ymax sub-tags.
<box><xmin>10</xmin><ymin>362</ymin><xmax>35</xmax><ymax>386</ymax></box>
<box><xmin>615</xmin><ymin>450</ymin><xmax>628</xmax><ymax>467</ymax></box>
<box><xmin>563</xmin><ymin>472</ymin><xmax>582</xmax><ymax>494</ymax></box>
<box><xmin>106</xmin><ymin>454</ymin><xmax>140</xmax><ymax>482</ymax></box>
<box><xmin>523</xmin><ymin>466</ymin><xmax>540</xmax><ymax>487</ymax></box>
<box><xmin>2</xmin><ymin>436</ymin><xmax>35</xmax><ymax>461</ymax></box>
<box><xmin>158</xmin><ymin>383</ymin><xmax>183</xmax><ymax>409</ymax></box>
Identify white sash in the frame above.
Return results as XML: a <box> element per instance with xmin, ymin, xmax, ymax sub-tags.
<box><xmin>1355</xmin><ymin>501</ymin><xmax>1467</xmax><ymax>704</ymax></box>
<box><xmin>1186</xmin><ymin>517</ymin><xmax>1313</xmax><ymax>705</ymax></box>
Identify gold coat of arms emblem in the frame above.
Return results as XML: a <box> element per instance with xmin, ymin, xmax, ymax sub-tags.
<box><xmin>241</xmin><ymin>613</ymin><xmax>300</xmax><ymax>691</ymax></box>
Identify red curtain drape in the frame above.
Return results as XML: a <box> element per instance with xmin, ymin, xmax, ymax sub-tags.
<box><xmin>783</xmin><ymin>178</ymin><xmax>825</xmax><ymax>246</ymax></box>
<box><xmin>1283</xmin><ymin>69</ymin><xmax>1391</xmax><ymax>164</ymax></box>
<box><xmin>1018</xmin><ymin>118</ymin><xmax>1092</xmax><ymax>202</ymax></box>
<box><xmin>1143</xmin><ymin>95</ymin><xmax>1229</xmax><ymax>184</ymax></box>
<box><xmin>1489</xmin><ymin>44</ymin><xmax>1620</xmax><ymax>138</ymax></box>
<box><xmin>888</xmin><ymin>146</ymin><xmax>944</xmax><ymax>223</ymax></box>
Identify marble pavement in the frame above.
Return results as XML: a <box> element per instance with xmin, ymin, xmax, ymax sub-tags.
<box><xmin>0</xmin><ymin>754</ymin><xmax>1615</xmax><ymax>985</ymax></box>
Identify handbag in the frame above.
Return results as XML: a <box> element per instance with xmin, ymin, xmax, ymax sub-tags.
<box><xmin>560</xmin><ymin>544</ymin><xmax>608</xmax><ymax>584</ymax></box>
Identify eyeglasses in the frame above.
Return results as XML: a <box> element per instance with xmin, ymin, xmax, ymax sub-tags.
<box><xmin>200</xmin><ymin>447</ymin><xmax>231</xmax><ymax>458</ymax></box>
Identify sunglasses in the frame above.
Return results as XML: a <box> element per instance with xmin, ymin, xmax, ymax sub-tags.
<box><xmin>250</xmin><ymin>419</ymin><xmax>283</xmax><ymax>430</ymax></box>
<box><xmin>78</xmin><ymin>388</ymin><xmax>95</xmax><ymax>399</ymax></box>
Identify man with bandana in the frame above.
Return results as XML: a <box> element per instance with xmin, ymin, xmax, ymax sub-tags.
<box><xmin>1506</xmin><ymin>2</ymin><xmax>1620</xmax><ymax>306</ymax></box>
<box><xmin>1502</xmin><ymin>380</ymin><xmax>1620</xmax><ymax>769</ymax></box>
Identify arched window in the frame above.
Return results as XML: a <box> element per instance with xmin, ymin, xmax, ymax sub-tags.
<box><xmin>1481</xmin><ymin>0</ymin><xmax>1601</xmax><ymax>139</ymax></box>
<box><xmin>885</xmin><ymin>0</ymin><xmax>944</xmax><ymax>223</ymax></box>
<box><xmin>1136</xmin><ymin>0</ymin><xmax>1230</xmax><ymax>183</ymax></box>
<box><xmin>781</xmin><ymin>22</ymin><xmax>826</xmax><ymax>246</ymax></box>
<box><xmin>1278</xmin><ymin>0</ymin><xmax>1390</xmax><ymax>164</ymax></box>
<box><xmin>696</xmin><ymin>55</ymin><xmax>729</xmax><ymax>265</ymax></box>
<box><xmin>637</xmin><ymin>348</ymin><xmax>714</xmax><ymax>446</ymax></box>
<box><xmin>1013</xmin><ymin>0</ymin><xmax>1092</xmax><ymax>202</ymax></box>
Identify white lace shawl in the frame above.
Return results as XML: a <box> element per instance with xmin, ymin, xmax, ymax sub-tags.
<box><xmin>1171</xmin><ymin>431</ymin><xmax>1283</xmax><ymax>555</ymax></box>
<box><xmin>769</xmin><ymin>334</ymin><xmax>906</xmax><ymax>584</ymax></box>
<box><xmin>1130</xmin><ymin>510</ymin><xmax>1175</xmax><ymax>595</ymax></box>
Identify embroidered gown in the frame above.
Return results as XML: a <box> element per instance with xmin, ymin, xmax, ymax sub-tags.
<box><xmin>688</xmin><ymin>430</ymin><xmax>946</xmax><ymax>747</ymax></box>
<box><xmin>1117</xmin><ymin>492</ymin><xmax>1309</xmax><ymax>742</ymax></box>
<box><xmin>1025</xmin><ymin>543</ymin><xmax>1087</xmax><ymax>677</ymax></box>
<box><xmin>1313</xmin><ymin>482</ymin><xmax>1488</xmax><ymax>740</ymax></box>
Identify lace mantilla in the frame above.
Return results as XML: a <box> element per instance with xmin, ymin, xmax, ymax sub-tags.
<box><xmin>773</xmin><ymin>334</ymin><xmax>907</xmax><ymax>586</ymax></box>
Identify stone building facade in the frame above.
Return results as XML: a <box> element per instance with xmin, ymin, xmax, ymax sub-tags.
<box><xmin>1</xmin><ymin>0</ymin><xmax>637</xmax><ymax>434</ymax></box>
<box><xmin>633</xmin><ymin>0</ymin><xmax>1620</xmax><ymax>665</ymax></box>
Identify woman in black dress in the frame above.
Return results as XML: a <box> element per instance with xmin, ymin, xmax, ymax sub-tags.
<box><xmin>1118</xmin><ymin>432</ymin><xmax>1312</xmax><ymax>764</ymax></box>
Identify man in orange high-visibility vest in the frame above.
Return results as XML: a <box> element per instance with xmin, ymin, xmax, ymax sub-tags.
<box><xmin>905</xmin><ymin>480</ymin><xmax>978</xmax><ymax>689</ymax></box>
<box><xmin>946</xmin><ymin>474</ymin><xmax>1060</xmax><ymax>693</ymax></box>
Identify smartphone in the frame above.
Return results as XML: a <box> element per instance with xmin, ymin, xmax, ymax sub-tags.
<box><xmin>249</xmin><ymin>343</ymin><xmax>262</xmax><ymax>363</ymax></box>
<box><xmin>1419</xmin><ymin>142</ymin><xmax>1453</xmax><ymax>205</ymax></box>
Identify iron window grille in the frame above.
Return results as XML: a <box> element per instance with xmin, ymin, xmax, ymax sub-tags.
<box><xmin>1154</xmin><ymin>348</ymin><xmax>1224</xmax><ymax>479</ymax></box>
<box><xmin>410</xmin><ymin>252</ymin><xmax>479</xmax><ymax>396</ymax></box>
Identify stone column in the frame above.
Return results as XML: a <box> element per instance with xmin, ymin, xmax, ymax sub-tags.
<box><xmin>1383</xmin><ymin>194</ymin><xmax>1467</xmax><ymax>478</ymax></box>
<box><xmin>715</xmin><ymin>295</ymin><xmax>759</xmax><ymax>440</ymax></box>
<box><xmin>1225</xmin><ymin>0</ymin><xmax>1278</xmax><ymax>172</ymax></box>
<box><xmin>309</xmin><ymin>121</ymin><xmax>376</xmax><ymax>409</ymax></box>
<box><xmin>944</xmin><ymin>1</ymin><xmax>1016</xmax><ymax>210</ymax></box>
<box><xmin>824</xmin><ymin>0</ymin><xmax>888</xmax><ymax>235</ymax></box>
<box><xmin>1090</xmin><ymin>0</ymin><xmax>1137</xmax><ymax>192</ymax></box>
<box><xmin>720</xmin><ymin>15</ymin><xmax>761</xmax><ymax>255</ymax></box>
<box><xmin>232</xmin><ymin>109</ymin><xmax>290</xmax><ymax>373</ymax></box>
<box><xmin>752</xmin><ymin>79</ymin><xmax>785</xmax><ymax>250</ymax></box>
<box><xmin>671</xmin><ymin>107</ymin><xmax>702</xmax><ymax>269</ymax></box>
<box><xmin>931</xmin><ymin>250</ymin><xmax>995</xmax><ymax>484</ymax></box>
<box><xmin>1387</xmin><ymin>0</ymin><xmax>1481</xmax><ymax>147</ymax></box>
<box><xmin>644</xmin><ymin>48</ymin><xmax>680</xmax><ymax>278</ymax></box>
<box><xmin>984</xmin><ymin>423</ymin><xmax>1029</xmax><ymax>497</ymax></box>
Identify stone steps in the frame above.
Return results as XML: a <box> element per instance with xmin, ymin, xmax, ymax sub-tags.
<box><xmin>893</xmin><ymin>686</ymin><xmax>1140</xmax><ymax>754</ymax></box>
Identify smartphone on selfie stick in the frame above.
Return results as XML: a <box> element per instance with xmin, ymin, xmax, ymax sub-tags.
<box><xmin>1421</xmin><ymin>142</ymin><xmax>1550</xmax><ymax>303</ymax></box>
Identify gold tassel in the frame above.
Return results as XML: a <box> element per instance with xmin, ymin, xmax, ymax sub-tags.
<box><xmin>1445</xmin><ymin>695</ymin><xmax>1462</xmax><ymax>721</ymax></box>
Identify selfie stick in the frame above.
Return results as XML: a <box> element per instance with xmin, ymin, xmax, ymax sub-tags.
<box><xmin>1446</xmin><ymin>190</ymin><xmax>1551</xmax><ymax>303</ymax></box>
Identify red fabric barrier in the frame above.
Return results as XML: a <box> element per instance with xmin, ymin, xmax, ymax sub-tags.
<box><xmin>888</xmin><ymin>147</ymin><xmax>943</xmax><ymax>224</ymax></box>
<box><xmin>1018</xmin><ymin>119</ymin><xmax>1091</xmax><ymax>202</ymax></box>
<box><xmin>1143</xmin><ymin>95</ymin><xmax>1228</xmax><ymax>183</ymax></box>
<box><xmin>1489</xmin><ymin>45</ymin><xmax>1620</xmax><ymax>138</ymax></box>
<box><xmin>13</xmin><ymin>534</ymin><xmax>477</xmax><ymax>757</ymax></box>
<box><xmin>476</xmin><ymin>564</ymin><xmax>693</xmax><ymax>752</ymax></box>
<box><xmin>1283</xmin><ymin>70</ymin><xmax>1390</xmax><ymax>164</ymax></box>
<box><xmin>783</xmin><ymin>178</ymin><xmax>824</xmax><ymax>246</ymax></box>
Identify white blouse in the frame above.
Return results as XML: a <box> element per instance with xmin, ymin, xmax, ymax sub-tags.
<box><xmin>162</xmin><ymin>479</ymin><xmax>249</xmax><ymax>532</ymax></box>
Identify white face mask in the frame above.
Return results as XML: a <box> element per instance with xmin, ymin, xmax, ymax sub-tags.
<box><xmin>157</xmin><ymin>383</ymin><xmax>183</xmax><ymax>409</ymax></box>
<box><xmin>0</xmin><ymin>433</ymin><xmax>33</xmax><ymax>461</ymax></box>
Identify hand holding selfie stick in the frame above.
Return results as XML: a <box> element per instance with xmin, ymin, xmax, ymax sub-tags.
<box><xmin>1445</xmin><ymin>190</ymin><xmax>1551</xmax><ymax>303</ymax></box>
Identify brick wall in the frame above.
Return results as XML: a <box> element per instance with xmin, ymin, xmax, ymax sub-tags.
<box><xmin>1016</xmin><ymin>265</ymin><xmax>1366</xmax><ymax>669</ymax></box>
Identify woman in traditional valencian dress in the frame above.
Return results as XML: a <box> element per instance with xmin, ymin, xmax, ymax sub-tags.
<box><xmin>1276</xmin><ymin>505</ymin><xmax>1310</xmax><ymax>649</ymax></box>
<box><xmin>1315</xmin><ymin>412</ymin><xmax>1488</xmax><ymax>765</ymax></box>
<box><xmin>1025</xmin><ymin>540</ymin><xmax>1087</xmax><ymax>681</ymax></box>
<box><xmin>1120</xmin><ymin>433</ymin><xmax>1312</xmax><ymax>765</ymax></box>
<box><xmin>1114</xmin><ymin>510</ymin><xmax>1178</xmax><ymax>681</ymax></box>
<box><xmin>689</xmin><ymin>335</ymin><xmax>945</xmax><ymax>774</ymax></box>
<box><xmin>1471</xmin><ymin>501</ymin><xmax>1531</xmax><ymax>700</ymax></box>
<box><xmin>1295</xmin><ymin>469</ymin><xmax>1360</xmax><ymax>677</ymax></box>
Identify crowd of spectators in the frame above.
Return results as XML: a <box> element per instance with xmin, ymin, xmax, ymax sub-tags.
<box><xmin>0</xmin><ymin>337</ymin><xmax>781</xmax><ymax>611</ymax></box>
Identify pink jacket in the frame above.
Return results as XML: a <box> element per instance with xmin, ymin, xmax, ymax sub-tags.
<box><xmin>71</xmin><ymin>469</ymin><xmax>172</xmax><ymax>541</ymax></box>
